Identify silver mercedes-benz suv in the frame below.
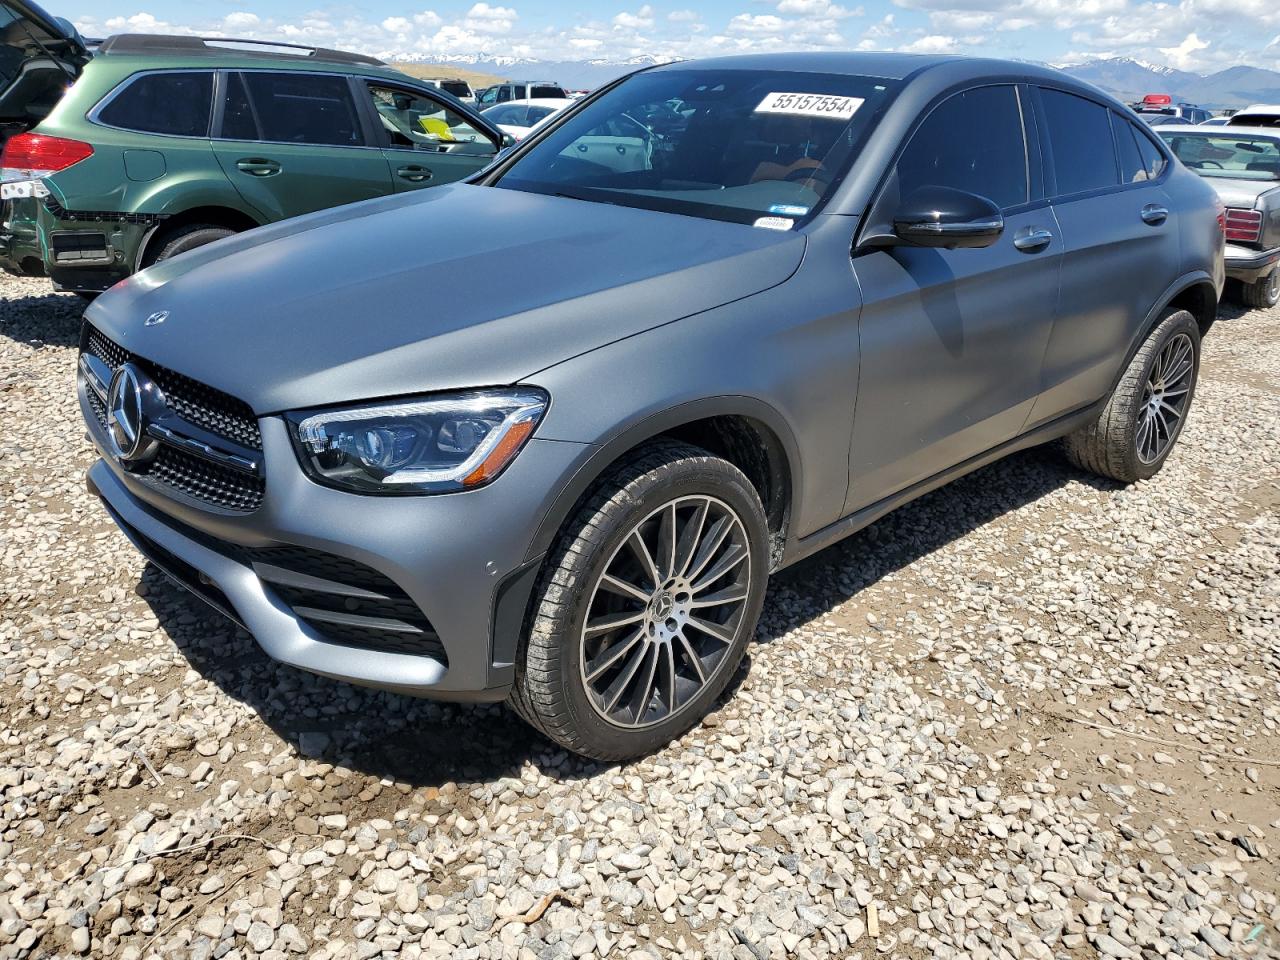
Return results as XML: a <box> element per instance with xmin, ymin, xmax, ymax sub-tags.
<box><xmin>79</xmin><ymin>53</ymin><xmax>1224</xmax><ymax>760</ymax></box>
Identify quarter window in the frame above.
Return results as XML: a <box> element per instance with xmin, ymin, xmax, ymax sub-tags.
<box><xmin>896</xmin><ymin>85</ymin><xmax>1029</xmax><ymax>210</ymax></box>
<box><xmin>1040</xmin><ymin>88</ymin><xmax>1119</xmax><ymax>196</ymax></box>
<box><xmin>232</xmin><ymin>72</ymin><xmax>364</xmax><ymax>147</ymax></box>
<box><xmin>98</xmin><ymin>72</ymin><xmax>214</xmax><ymax>138</ymax></box>
<box><xmin>1133</xmin><ymin>125</ymin><xmax>1168</xmax><ymax>181</ymax></box>
<box><xmin>1112</xmin><ymin>111</ymin><xmax>1148</xmax><ymax>183</ymax></box>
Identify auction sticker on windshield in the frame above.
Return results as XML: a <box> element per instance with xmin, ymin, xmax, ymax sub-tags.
<box><xmin>755</xmin><ymin>93</ymin><xmax>863</xmax><ymax>121</ymax></box>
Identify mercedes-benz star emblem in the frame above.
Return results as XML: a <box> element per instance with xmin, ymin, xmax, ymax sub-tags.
<box><xmin>144</xmin><ymin>311</ymin><xmax>169</xmax><ymax>327</ymax></box>
<box><xmin>106</xmin><ymin>363</ymin><xmax>160</xmax><ymax>465</ymax></box>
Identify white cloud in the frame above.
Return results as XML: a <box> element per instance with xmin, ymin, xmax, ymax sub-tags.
<box><xmin>614</xmin><ymin>6</ymin><xmax>655</xmax><ymax>29</ymax></box>
<box><xmin>777</xmin><ymin>0</ymin><xmax>861</xmax><ymax>18</ymax></box>
<box><xmin>901</xmin><ymin>33</ymin><xmax>959</xmax><ymax>52</ymax></box>
<box><xmin>727</xmin><ymin>14</ymin><xmax>786</xmax><ymax>35</ymax></box>
<box><xmin>223</xmin><ymin>12</ymin><xmax>260</xmax><ymax>30</ymax></box>
<box><xmin>668</xmin><ymin>10</ymin><xmax>700</xmax><ymax>21</ymax></box>
<box><xmin>1159</xmin><ymin>30</ymin><xmax>1210</xmax><ymax>68</ymax></box>
<box><xmin>462</xmin><ymin>3</ymin><xmax>517</xmax><ymax>34</ymax></box>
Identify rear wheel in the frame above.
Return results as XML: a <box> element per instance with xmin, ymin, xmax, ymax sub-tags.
<box><xmin>511</xmin><ymin>441</ymin><xmax>769</xmax><ymax>761</ymax></box>
<box><xmin>144</xmin><ymin>224</ymin><xmax>237</xmax><ymax>268</ymax></box>
<box><xmin>1063</xmin><ymin>309</ymin><xmax>1199</xmax><ymax>482</ymax></box>
<box><xmin>1237</xmin><ymin>269</ymin><xmax>1279</xmax><ymax>309</ymax></box>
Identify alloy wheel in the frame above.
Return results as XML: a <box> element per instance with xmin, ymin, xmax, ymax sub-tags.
<box><xmin>1136</xmin><ymin>332</ymin><xmax>1195</xmax><ymax>464</ymax></box>
<box><xmin>579</xmin><ymin>495</ymin><xmax>753</xmax><ymax>729</ymax></box>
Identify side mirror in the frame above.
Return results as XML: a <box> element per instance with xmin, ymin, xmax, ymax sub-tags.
<box><xmin>501</xmin><ymin>133</ymin><xmax>517</xmax><ymax>149</ymax></box>
<box><xmin>892</xmin><ymin>186</ymin><xmax>1004</xmax><ymax>249</ymax></box>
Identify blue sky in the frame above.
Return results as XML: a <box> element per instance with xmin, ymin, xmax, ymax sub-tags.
<box><xmin>61</xmin><ymin>1</ymin><xmax>1280</xmax><ymax>73</ymax></box>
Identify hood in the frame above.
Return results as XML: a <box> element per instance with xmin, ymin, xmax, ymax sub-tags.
<box><xmin>0</xmin><ymin>0</ymin><xmax>89</xmax><ymax>125</ymax></box>
<box><xmin>86</xmin><ymin>184</ymin><xmax>806</xmax><ymax>414</ymax></box>
<box><xmin>1205</xmin><ymin>177</ymin><xmax>1280</xmax><ymax>210</ymax></box>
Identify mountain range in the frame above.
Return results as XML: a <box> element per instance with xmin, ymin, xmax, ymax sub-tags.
<box><xmin>394</xmin><ymin>53</ymin><xmax>1280</xmax><ymax>108</ymax></box>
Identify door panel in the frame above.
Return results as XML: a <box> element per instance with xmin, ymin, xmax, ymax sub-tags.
<box><xmin>847</xmin><ymin>208</ymin><xmax>1061</xmax><ymax>511</ymax></box>
<box><xmin>363</xmin><ymin>82</ymin><xmax>498</xmax><ymax>193</ymax></box>
<box><xmin>1028</xmin><ymin>186</ymin><xmax>1177</xmax><ymax>423</ymax></box>
<box><xmin>844</xmin><ymin>83</ymin><xmax>1059</xmax><ymax>514</ymax></box>
<box><xmin>211</xmin><ymin>71</ymin><xmax>391</xmax><ymax>221</ymax></box>
<box><xmin>1026</xmin><ymin>99</ymin><xmax>1181</xmax><ymax>425</ymax></box>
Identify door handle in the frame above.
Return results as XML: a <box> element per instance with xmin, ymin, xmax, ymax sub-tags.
<box><xmin>1013</xmin><ymin>227</ymin><xmax>1054</xmax><ymax>253</ymax></box>
<box><xmin>1141</xmin><ymin>204</ymin><xmax>1169</xmax><ymax>226</ymax></box>
<box><xmin>396</xmin><ymin>165</ymin><xmax>433</xmax><ymax>183</ymax></box>
<box><xmin>236</xmin><ymin>159</ymin><xmax>280</xmax><ymax>177</ymax></box>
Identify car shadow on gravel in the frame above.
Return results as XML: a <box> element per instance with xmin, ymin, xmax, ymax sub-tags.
<box><xmin>0</xmin><ymin>289</ymin><xmax>85</xmax><ymax>348</ymax></box>
<box><xmin>139</xmin><ymin>440</ymin><xmax>1115</xmax><ymax>786</ymax></box>
<box><xmin>757</xmin><ymin>443</ymin><xmax>1118</xmax><ymax>643</ymax></box>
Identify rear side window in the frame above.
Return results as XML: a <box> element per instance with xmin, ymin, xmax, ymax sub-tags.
<box><xmin>237</xmin><ymin>72</ymin><xmax>364</xmax><ymax>147</ymax></box>
<box><xmin>531</xmin><ymin>85</ymin><xmax>566</xmax><ymax>99</ymax></box>
<box><xmin>1040</xmin><ymin>88</ymin><xmax>1119</xmax><ymax>196</ymax></box>
<box><xmin>98</xmin><ymin>72</ymin><xmax>214</xmax><ymax>137</ymax></box>
<box><xmin>896</xmin><ymin>85</ymin><xmax>1029</xmax><ymax>210</ymax></box>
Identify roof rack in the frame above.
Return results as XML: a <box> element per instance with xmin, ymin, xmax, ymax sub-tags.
<box><xmin>97</xmin><ymin>34</ymin><xmax>385</xmax><ymax>67</ymax></box>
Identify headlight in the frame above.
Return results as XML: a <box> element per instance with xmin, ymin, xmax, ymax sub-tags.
<box><xmin>288</xmin><ymin>388</ymin><xmax>548</xmax><ymax>494</ymax></box>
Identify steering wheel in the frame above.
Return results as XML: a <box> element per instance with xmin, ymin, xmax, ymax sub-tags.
<box><xmin>785</xmin><ymin>167</ymin><xmax>829</xmax><ymax>186</ymax></box>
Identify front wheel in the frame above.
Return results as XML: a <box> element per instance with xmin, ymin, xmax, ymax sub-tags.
<box><xmin>1063</xmin><ymin>308</ymin><xmax>1200</xmax><ymax>483</ymax></box>
<box><xmin>510</xmin><ymin>441</ymin><xmax>769</xmax><ymax>761</ymax></box>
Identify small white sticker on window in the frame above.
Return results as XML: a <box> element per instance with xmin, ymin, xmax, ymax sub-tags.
<box><xmin>753</xmin><ymin>216</ymin><xmax>794</xmax><ymax>231</ymax></box>
<box><xmin>755</xmin><ymin>92</ymin><xmax>863</xmax><ymax>121</ymax></box>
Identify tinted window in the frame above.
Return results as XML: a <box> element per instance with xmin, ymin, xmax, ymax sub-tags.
<box><xmin>897</xmin><ymin>85</ymin><xmax>1028</xmax><ymax>209</ymax></box>
<box><xmin>1040</xmin><ymin>88</ymin><xmax>1118</xmax><ymax>196</ymax></box>
<box><xmin>532</xmin><ymin>85</ymin><xmax>566</xmax><ymax>99</ymax></box>
<box><xmin>440</xmin><ymin>81</ymin><xmax>471</xmax><ymax>99</ymax></box>
<box><xmin>368</xmin><ymin>84</ymin><xmax>495</xmax><ymax>155</ymax></box>
<box><xmin>1112</xmin><ymin>112</ymin><xmax>1147</xmax><ymax>183</ymax></box>
<box><xmin>98</xmin><ymin>72</ymin><xmax>213</xmax><ymax>137</ymax></box>
<box><xmin>219</xmin><ymin>72</ymin><xmax>258</xmax><ymax>140</ymax></box>
<box><xmin>1133</xmin><ymin>126</ymin><xmax>1168</xmax><ymax>180</ymax></box>
<box><xmin>240</xmin><ymin>73</ymin><xmax>363</xmax><ymax>146</ymax></box>
<box><xmin>499</xmin><ymin>68</ymin><xmax>900</xmax><ymax>225</ymax></box>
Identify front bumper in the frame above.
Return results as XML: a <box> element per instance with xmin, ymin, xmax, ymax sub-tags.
<box><xmin>82</xmin><ymin>386</ymin><xmax>592</xmax><ymax>700</ymax></box>
<box><xmin>1224</xmin><ymin>242</ymin><xmax>1280</xmax><ymax>284</ymax></box>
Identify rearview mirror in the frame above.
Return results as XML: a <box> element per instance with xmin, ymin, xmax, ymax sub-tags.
<box><xmin>892</xmin><ymin>186</ymin><xmax>1004</xmax><ymax>249</ymax></box>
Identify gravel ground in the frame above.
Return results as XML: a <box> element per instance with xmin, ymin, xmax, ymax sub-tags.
<box><xmin>1</xmin><ymin>273</ymin><xmax>1277</xmax><ymax>960</ymax></box>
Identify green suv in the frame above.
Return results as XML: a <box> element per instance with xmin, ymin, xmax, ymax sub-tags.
<box><xmin>0</xmin><ymin>28</ymin><xmax>509</xmax><ymax>295</ymax></box>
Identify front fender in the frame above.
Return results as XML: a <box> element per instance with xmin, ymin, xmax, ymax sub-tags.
<box><xmin>522</xmin><ymin>395</ymin><xmax>805</xmax><ymax>564</ymax></box>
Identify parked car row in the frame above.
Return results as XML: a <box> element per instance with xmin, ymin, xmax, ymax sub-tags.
<box><xmin>67</xmin><ymin>49</ymin><xmax>1228</xmax><ymax>758</ymax></box>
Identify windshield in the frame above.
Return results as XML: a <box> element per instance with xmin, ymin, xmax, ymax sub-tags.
<box><xmin>495</xmin><ymin>68</ymin><xmax>900</xmax><ymax>226</ymax></box>
<box><xmin>1160</xmin><ymin>131</ymin><xmax>1280</xmax><ymax>180</ymax></box>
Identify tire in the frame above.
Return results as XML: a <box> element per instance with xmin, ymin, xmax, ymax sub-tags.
<box><xmin>510</xmin><ymin>440</ymin><xmax>770</xmax><ymax>761</ymax></box>
<box><xmin>144</xmin><ymin>225</ymin><xmax>237</xmax><ymax>268</ymax></box>
<box><xmin>1063</xmin><ymin>309</ymin><xmax>1200</xmax><ymax>483</ymax></box>
<box><xmin>1238</xmin><ymin>269</ymin><xmax>1279</xmax><ymax>310</ymax></box>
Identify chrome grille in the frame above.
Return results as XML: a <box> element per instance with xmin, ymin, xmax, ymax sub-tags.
<box><xmin>80</xmin><ymin>323</ymin><xmax>265</xmax><ymax>513</ymax></box>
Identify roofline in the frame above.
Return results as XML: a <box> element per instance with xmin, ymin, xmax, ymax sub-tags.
<box><xmin>96</xmin><ymin>34</ymin><xmax>385</xmax><ymax>67</ymax></box>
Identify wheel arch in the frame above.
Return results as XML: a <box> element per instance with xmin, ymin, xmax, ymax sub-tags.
<box><xmin>135</xmin><ymin>205</ymin><xmax>264</xmax><ymax>270</ymax></box>
<box><xmin>526</xmin><ymin>397</ymin><xmax>803</xmax><ymax>572</ymax></box>
<box><xmin>1108</xmin><ymin>272</ymin><xmax>1217</xmax><ymax>398</ymax></box>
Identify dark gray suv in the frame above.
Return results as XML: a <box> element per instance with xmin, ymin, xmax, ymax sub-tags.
<box><xmin>78</xmin><ymin>53</ymin><xmax>1224</xmax><ymax>760</ymax></box>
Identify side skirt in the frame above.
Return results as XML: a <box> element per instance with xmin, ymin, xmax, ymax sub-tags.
<box><xmin>782</xmin><ymin>398</ymin><xmax>1105</xmax><ymax>569</ymax></box>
